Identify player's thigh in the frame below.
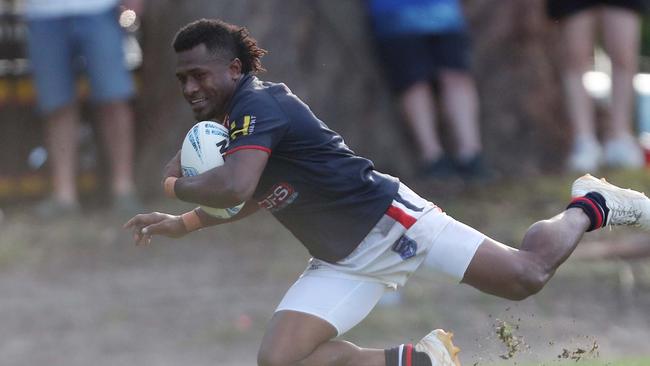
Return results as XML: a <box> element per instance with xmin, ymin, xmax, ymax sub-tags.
<box><xmin>259</xmin><ymin>275</ymin><xmax>385</xmax><ymax>364</ymax></box>
<box><xmin>75</xmin><ymin>8</ymin><xmax>135</xmax><ymax>103</ymax></box>
<box><xmin>421</xmin><ymin>214</ymin><xmax>485</xmax><ymax>282</ymax></box>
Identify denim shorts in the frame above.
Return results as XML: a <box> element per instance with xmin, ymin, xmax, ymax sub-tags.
<box><xmin>26</xmin><ymin>8</ymin><xmax>135</xmax><ymax>113</ymax></box>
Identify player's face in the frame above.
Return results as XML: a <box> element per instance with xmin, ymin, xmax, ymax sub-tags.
<box><xmin>175</xmin><ymin>44</ymin><xmax>241</xmax><ymax>121</ymax></box>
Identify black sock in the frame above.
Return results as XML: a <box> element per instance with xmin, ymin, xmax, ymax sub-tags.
<box><xmin>385</xmin><ymin>344</ymin><xmax>432</xmax><ymax>366</ymax></box>
<box><xmin>567</xmin><ymin>192</ymin><xmax>609</xmax><ymax>231</ymax></box>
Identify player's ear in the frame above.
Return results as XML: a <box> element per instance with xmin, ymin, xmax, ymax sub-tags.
<box><xmin>229</xmin><ymin>58</ymin><xmax>243</xmax><ymax>77</ymax></box>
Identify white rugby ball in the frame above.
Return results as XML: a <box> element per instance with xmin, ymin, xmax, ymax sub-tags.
<box><xmin>180</xmin><ymin>121</ymin><xmax>245</xmax><ymax>218</ymax></box>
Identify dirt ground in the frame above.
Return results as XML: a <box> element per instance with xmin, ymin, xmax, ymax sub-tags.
<box><xmin>1</xmin><ymin>174</ymin><xmax>650</xmax><ymax>366</ymax></box>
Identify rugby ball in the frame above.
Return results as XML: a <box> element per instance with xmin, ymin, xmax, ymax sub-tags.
<box><xmin>180</xmin><ymin>121</ymin><xmax>245</xmax><ymax>218</ymax></box>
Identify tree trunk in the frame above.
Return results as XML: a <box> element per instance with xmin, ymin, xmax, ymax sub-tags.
<box><xmin>136</xmin><ymin>0</ymin><xmax>568</xmax><ymax>194</ymax></box>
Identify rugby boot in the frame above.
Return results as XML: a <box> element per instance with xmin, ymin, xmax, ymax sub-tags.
<box><xmin>571</xmin><ymin>174</ymin><xmax>650</xmax><ymax>229</ymax></box>
<box><xmin>415</xmin><ymin>329</ymin><xmax>461</xmax><ymax>366</ymax></box>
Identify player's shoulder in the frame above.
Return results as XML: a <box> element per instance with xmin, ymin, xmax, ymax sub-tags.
<box><xmin>231</xmin><ymin>77</ymin><xmax>289</xmax><ymax>118</ymax></box>
<box><xmin>225</xmin><ymin>77</ymin><xmax>293</xmax><ymax>139</ymax></box>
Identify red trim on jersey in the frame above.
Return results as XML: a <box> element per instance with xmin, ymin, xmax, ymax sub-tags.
<box><xmin>386</xmin><ymin>205</ymin><xmax>417</xmax><ymax>229</ymax></box>
<box><xmin>404</xmin><ymin>344</ymin><xmax>413</xmax><ymax>366</ymax></box>
<box><xmin>223</xmin><ymin>145</ymin><xmax>271</xmax><ymax>156</ymax></box>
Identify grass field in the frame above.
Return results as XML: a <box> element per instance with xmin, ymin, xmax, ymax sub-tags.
<box><xmin>0</xmin><ymin>170</ymin><xmax>649</xmax><ymax>365</ymax></box>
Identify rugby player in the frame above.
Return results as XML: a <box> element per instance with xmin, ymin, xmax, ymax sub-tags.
<box><xmin>125</xmin><ymin>19</ymin><xmax>650</xmax><ymax>366</ymax></box>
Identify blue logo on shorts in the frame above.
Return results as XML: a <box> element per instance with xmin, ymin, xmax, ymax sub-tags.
<box><xmin>392</xmin><ymin>235</ymin><xmax>417</xmax><ymax>260</ymax></box>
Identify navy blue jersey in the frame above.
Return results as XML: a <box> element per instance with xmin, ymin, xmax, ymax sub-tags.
<box><xmin>223</xmin><ymin>74</ymin><xmax>400</xmax><ymax>263</ymax></box>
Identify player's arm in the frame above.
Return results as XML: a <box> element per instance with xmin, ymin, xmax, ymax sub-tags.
<box><xmin>162</xmin><ymin>149</ymin><xmax>182</xmax><ymax>179</ymax></box>
<box><xmin>123</xmin><ymin>199</ymin><xmax>260</xmax><ymax>246</ymax></box>
<box><xmin>194</xmin><ymin>199</ymin><xmax>260</xmax><ymax>227</ymax></box>
<box><xmin>167</xmin><ymin>149</ymin><xmax>269</xmax><ymax>208</ymax></box>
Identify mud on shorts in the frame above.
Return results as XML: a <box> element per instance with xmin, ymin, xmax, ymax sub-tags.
<box><xmin>275</xmin><ymin>183</ymin><xmax>486</xmax><ymax>335</ymax></box>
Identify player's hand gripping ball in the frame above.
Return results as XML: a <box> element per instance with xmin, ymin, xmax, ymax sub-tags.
<box><xmin>180</xmin><ymin>121</ymin><xmax>245</xmax><ymax>218</ymax></box>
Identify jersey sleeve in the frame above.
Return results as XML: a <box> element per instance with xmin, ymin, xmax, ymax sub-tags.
<box><xmin>225</xmin><ymin>93</ymin><xmax>288</xmax><ymax>156</ymax></box>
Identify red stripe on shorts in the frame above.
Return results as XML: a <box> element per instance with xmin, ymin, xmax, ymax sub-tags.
<box><xmin>386</xmin><ymin>205</ymin><xmax>417</xmax><ymax>229</ymax></box>
<box><xmin>404</xmin><ymin>343</ymin><xmax>413</xmax><ymax>366</ymax></box>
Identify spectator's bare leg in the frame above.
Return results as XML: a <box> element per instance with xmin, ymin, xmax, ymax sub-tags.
<box><xmin>45</xmin><ymin>104</ymin><xmax>80</xmax><ymax>205</ymax></box>
<box><xmin>601</xmin><ymin>6</ymin><xmax>640</xmax><ymax>139</ymax></box>
<box><xmin>560</xmin><ymin>9</ymin><xmax>598</xmax><ymax>139</ymax></box>
<box><xmin>399</xmin><ymin>81</ymin><xmax>443</xmax><ymax>163</ymax></box>
<box><xmin>97</xmin><ymin>100</ymin><xmax>136</xmax><ymax>197</ymax></box>
<box><xmin>438</xmin><ymin>69</ymin><xmax>482</xmax><ymax>161</ymax></box>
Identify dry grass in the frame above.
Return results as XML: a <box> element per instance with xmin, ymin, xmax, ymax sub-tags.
<box><xmin>0</xmin><ymin>170</ymin><xmax>649</xmax><ymax>365</ymax></box>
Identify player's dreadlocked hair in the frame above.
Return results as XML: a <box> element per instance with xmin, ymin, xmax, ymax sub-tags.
<box><xmin>172</xmin><ymin>19</ymin><xmax>267</xmax><ymax>74</ymax></box>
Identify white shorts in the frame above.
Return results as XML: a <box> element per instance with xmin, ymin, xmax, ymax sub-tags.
<box><xmin>275</xmin><ymin>183</ymin><xmax>486</xmax><ymax>335</ymax></box>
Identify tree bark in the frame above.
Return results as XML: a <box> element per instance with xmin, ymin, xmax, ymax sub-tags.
<box><xmin>136</xmin><ymin>0</ymin><xmax>568</xmax><ymax>194</ymax></box>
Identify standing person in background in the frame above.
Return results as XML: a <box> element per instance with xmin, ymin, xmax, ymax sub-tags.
<box><xmin>367</xmin><ymin>0</ymin><xmax>488</xmax><ymax>180</ymax></box>
<box><xmin>548</xmin><ymin>0</ymin><xmax>646</xmax><ymax>172</ymax></box>
<box><xmin>24</xmin><ymin>0</ymin><xmax>144</xmax><ymax>218</ymax></box>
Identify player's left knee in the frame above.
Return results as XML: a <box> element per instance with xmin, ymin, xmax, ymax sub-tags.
<box><xmin>514</xmin><ymin>269</ymin><xmax>548</xmax><ymax>300</ymax></box>
<box><xmin>508</xmin><ymin>259</ymin><xmax>550</xmax><ymax>301</ymax></box>
<box><xmin>498</xmin><ymin>247</ymin><xmax>550</xmax><ymax>301</ymax></box>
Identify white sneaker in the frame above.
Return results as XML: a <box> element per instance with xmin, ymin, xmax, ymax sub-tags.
<box><xmin>567</xmin><ymin>135</ymin><xmax>602</xmax><ymax>173</ymax></box>
<box><xmin>415</xmin><ymin>329</ymin><xmax>461</xmax><ymax>366</ymax></box>
<box><xmin>571</xmin><ymin>174</ymin><xmax>650</xmax><ymax>229</ymax></box>
<box><xmin>603</xmin><ymin>135</ymin><xmax>644</xmax><ymax>169</ymax></box>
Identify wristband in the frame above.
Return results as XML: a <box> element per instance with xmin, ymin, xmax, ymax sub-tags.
<box><xmin>181</xmin><ymin>210</ymin><xmax>203</xmax><ymax>232</ymax></box>
<box><xmin>163</xmin><ymin>177</ymin><xmax>178</xmax><ymax>199</ymax></box>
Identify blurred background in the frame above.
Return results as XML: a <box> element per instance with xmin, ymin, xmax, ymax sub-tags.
<box><xmin>1</xmin><ymin>0</ymin><xmax>650</xmax><ymax>365</ymax></box>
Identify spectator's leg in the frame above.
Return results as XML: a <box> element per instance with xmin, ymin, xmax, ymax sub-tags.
<box><xmin>601</xmin><ymin>6</ymin><xmax>640</xmax><ymax>140</ymax></box>
<box><xmin>560</xmin><ymin>9</ymin><xmax>598</xmax><ymax>138</ymax></box>
<box><xmin>77</xmin><ymin>8</ymin><xmax>139</xmax><ymax>208</ymax></box>
<box><xmin>45</xmin><ymin>104</ymin><xmax>80</xmax><ymax>205</ymax></box>
<box><xmin>562</xmin><ymin>10</ymin><xmax>598</xmax><ymax>136</ymax></box>
<box><xmin>26</xmin><ymin>17</ymin><xmax>81</xmax><ymax>215</ymax></box>
<box><xmin>558</xmin><ymin>9</ymin><xmax>601</xmax><ymax>171</ymax></box>
<box><xmin>438</xmin><ymin>69</ymin><xmax>482</xmax><ymax>161</ymax></box>
<box><xmin>399</xmin><ymin>82</ymin><xmax>444</xmax><ymax>163</ymax></box>
<box><xmin>599</xmin><ymin>6</ymin><xmax>644</xmax><ymax>168</ymax></box>
<box><xmin>97</xmin><ymin>100</ymin><xmax>136</xmax><ymax>197</ymax></box>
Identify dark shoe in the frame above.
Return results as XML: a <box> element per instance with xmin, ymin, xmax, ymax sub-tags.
<box><xmin>33</xmin><ymin>198</ymin><xmax>81</xmax><ymax>220</ymax></box>
<box><xmin>455</xmin><ymin>155</ymin><xmax>493</xmax><ymax>181</ymax></box>
<box><xmin>418</xmin><ymin>156</ymin><xmax>456</xmax><ymax>179</ymax></box>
